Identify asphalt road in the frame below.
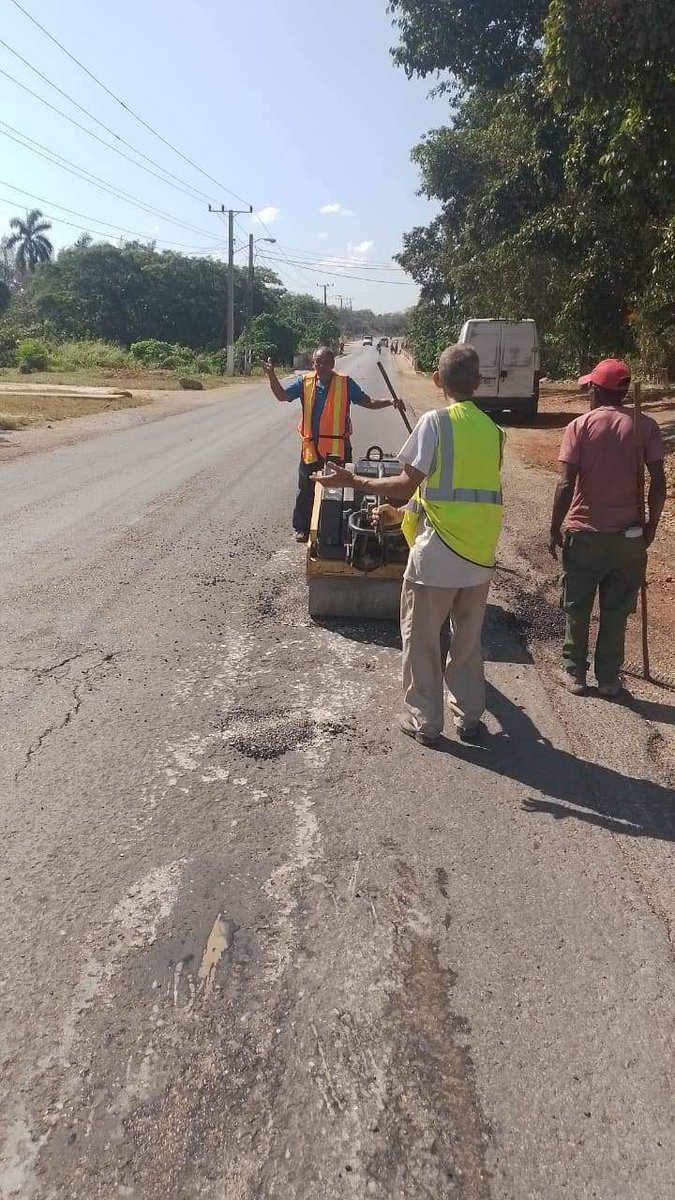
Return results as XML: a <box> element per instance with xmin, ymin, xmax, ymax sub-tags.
<box><xmin>1</xmin><ymin>344</ymin><xmax>674</xmax><ymax>1199</ymax></box>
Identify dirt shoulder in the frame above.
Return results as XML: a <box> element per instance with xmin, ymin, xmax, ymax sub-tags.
<box><xmin>0</xmin><ymin>364</ymin><xmax>239</xmax><ymax>394</ymax></box>
<box><xmin>397</xmin><ymin>356</ymin><xmax>675</xmax><ymax>691</ymax></box>
<box><xmin>0</xmin><ymin>379</ymin><xmax>261</xmax><ymax>464</ymax></box>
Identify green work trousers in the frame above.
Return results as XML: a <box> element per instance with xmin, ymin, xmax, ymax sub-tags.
<box><xmin>561</xmin><ymin>531</ymin><xmax>646</xmax><ymax>685</ymax></box>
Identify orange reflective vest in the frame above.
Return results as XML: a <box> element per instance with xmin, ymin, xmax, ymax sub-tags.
<box><xmin>298</xmin><ymin>372</ymin><xmax>349</xmax><ymax>464</ymax></box>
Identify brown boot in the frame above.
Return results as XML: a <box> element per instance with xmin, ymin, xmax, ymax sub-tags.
<box><xmin>555</xmin><ymin>667</ymin><xmax>587</xmax><ymax>695</ymax></box>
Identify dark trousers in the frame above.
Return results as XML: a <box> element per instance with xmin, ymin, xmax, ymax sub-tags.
<box><xmin>292</xmin><ymin>446</ymin><xmax>351</xmax><ymax>534</ymax></box>
<box><xmin>561</xmin><ymin>531</ymin><xmax>646</xmax><ymax>684</ymax></box>
<box><xmin>293</xmin><ymin>457</ymin><xmax>324</xmax><ymax>534</ymax></box>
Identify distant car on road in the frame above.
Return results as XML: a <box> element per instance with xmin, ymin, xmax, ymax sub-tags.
<box><xmin>362</xmin><ymin>335</ymin><xmax>373</xmax><ymax>346</ymax></box>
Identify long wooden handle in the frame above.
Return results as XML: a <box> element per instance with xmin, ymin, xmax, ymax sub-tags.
<box><xmin>377</xmin><ymin>360</ymin><xmax>413</xmax><ymax>434</ymax></box>
<box><xmin>634</xmin><ymin>381</ymin><xmax>651</xmax><ymax>679</ymax></box>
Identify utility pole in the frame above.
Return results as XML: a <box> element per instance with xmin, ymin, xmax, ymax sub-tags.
<box><xmin>245</xmin><ymin>234</ymin><xmax>255</xmax><ymax>376</ymax></box>
<box><xmin>317</xmin><ymin>282</ymin><xmax>334</xmax><ymax>308</ymax></box>
<box><xmin>208</xmin><ymin>203</ymin><xmax>252</xmax><ymax>376</ymax></box>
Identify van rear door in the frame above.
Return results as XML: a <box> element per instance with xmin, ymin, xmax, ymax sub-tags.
<box><xmin>460</xmin><ymin>320</ymin><xmax>500</xmax><ymax>400</ymax></box>
<box><xmin>497</xmin><ymin>322</ymin><xmax>537</xmax><ymax>400</ymax></box>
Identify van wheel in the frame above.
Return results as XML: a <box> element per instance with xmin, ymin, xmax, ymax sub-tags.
<box><xmin>520</xmin><ymin>397</ymin><xmax>538</xmax><ymax>423</ymax></box>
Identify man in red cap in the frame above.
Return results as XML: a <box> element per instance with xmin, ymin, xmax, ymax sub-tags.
<box><xmin>548</xmin><ymin>359</ymin><xmax>666</xmax><ymax>696</ymax></box>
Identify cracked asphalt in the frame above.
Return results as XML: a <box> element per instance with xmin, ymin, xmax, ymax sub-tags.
<box><xmin>1</xmin><ymin>346</ymin><xmax>674</xmax><ymax>1199</ymax></box>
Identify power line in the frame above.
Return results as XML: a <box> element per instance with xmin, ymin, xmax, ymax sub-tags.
<box><xmin>274</xmin><ymin>242</ymin><xmax>408</xmax><ymax>270</ymax></box>
<box><xmin>0</xmin><ymin>64</ymin><xmax>217</xmax><ymax>206</ymax></box>
<box><xmin>4</xmin><ymin>4</ymin><xmax>349</xmax><ymax>287</ymax></box>
<box><xmin>0</xmin><ymin>181</ymin><xmax>223</xmax><ymax>250</ymax></box>
<box><xmin>5</xmin><ymin>2</ymin><xmax>405</xmax><ymax>286</ymax></box>
<box><xmin>0</xmin><ymin>38</ymin><xmax>216</xmax><ymax>204</ymax></box>
<box><xmin>0</xmin><ymin>192</ymin><xmax>222</xmax><ymax>251</ymax></box>
<box><xmin>0</xmin><ymin>122</ymin><xmax>218</xmax><ymax>237</ymax></box>
<box><xmin>8</xmin><ymin>0</ymin><xmax>251</xmax><ymax>207</ymax></box>
<box><xmin>257</xmin><ymin>253</ymin><xmax>413</xmax><ymax>286</ymax></box>
<box><xmin>233</xmin><ymin>215</ymin><xmax>317</xmax><ymax>290</ymax></box>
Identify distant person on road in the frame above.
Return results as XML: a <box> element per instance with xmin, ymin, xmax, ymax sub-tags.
<box><xmin>263</xmin><ymin>346</ymin><xmax>403</xmax><ymax>542</ymax></box>
<box><xmin>549</xmin><ymin>358</ymin><xmax>666</xmax><ymax>697</ymax></box>
<box><xmin>312</xmin><ymin>344</ymin><xmax>504</xmax><ymax>745</ymax></box>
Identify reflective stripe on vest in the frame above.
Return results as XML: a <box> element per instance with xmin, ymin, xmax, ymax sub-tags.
<box><xmin>404</xmin><ymin>403</ymin><xmax>504</xmax><ymax>566</ymax></box>
<box><xmin>424</xmin><ymin>408</ymin><xmax>503</xmax><ymax>504</ymax></box>
<box><xmin>298</xmin><ymin>373</ymin><xmax>349</xmax><ymax>464</ymax></box>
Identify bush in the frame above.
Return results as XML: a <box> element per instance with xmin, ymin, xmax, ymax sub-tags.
<box><xmin>241</xmin><ymin>313</ymin><xmax>299</xmax><ymax>366</ymax></box>
<box><xmin>17</xmin><ymin>337</ymin><xmax>51</xmax><ymax>372</ymax></box>
<box><xmin>0</xmin><ymin>330</ymin><xmax>18</xmax><ymax>367</ymax></box>
<box><xmin>54</xmin><ymin>340</ymin><xmax>129</xmax><ymax>370</ymax></box>
<box><xmin>194</xmin><ymin>350</ymin><xmax>227</xmax><ymax>375</ymax></box>
<box><xmin>129</xmin><ymin>339</ymin><xmax>196</xmax><ymax>370</ymax></box>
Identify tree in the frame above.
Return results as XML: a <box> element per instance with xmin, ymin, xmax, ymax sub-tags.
<box><xmin>391</xmin><ymin>0</ymin><xmax>675</xmax><ymax>375</ymax></box>
<box><xmin>388</xmin><ymin>0</ymin><xmax>549</xmax><ymax>92</ymax></box>
<box><xmin>241</xmin><ymin>312</ymin><xmax>299</xmax><ymax>366</ymax></box>
<box><xmin>5</xmin><ymin>209</ymin><xmax>53</xmax><ymax>273</ymax></box>
<box><xmin>0</xmin><ymin>280</ymin><xmax>10</xmax><ymax>315</ymax></box>
<box><xmin>0</xmin><ymin>237</ymin><xmax>19</xmax><ymax>294</ymax></box>
<box><xmin>14</xmin><ymin>240</ymin><xmax>284</xmax><ymax>349</ymax></box>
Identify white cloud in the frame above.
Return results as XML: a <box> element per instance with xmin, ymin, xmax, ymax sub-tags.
<box><xmin>251</xmin><ymin>205</ymin><xmax>281</xmax><ymax>225</ymax></box>
<box><xmin>350</xmin><ymin>240</ymin><xmax>374</xmax><ymax>255</ymax></box>
<box><xmin>319</xmin><ymin>202</ymin><xmax>354</xmax><ymax>217</ymax></box>
<box><xmin>316</xmin><ymin>232</ymin><xmax>328</xmax><ymax>239</ymax></box>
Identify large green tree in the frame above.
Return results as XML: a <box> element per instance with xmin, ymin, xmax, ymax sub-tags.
<box><xmin>5</xmin><ymin>209</ymin><xmax>53</xmax><ymax>273</ymax></box>
<box><xmin>14</xmin><ymin>241</ymin><xmax>283</xmax><ymax>349</ymax></box>
<box><xmin>388</xmin><ymin>0</ymin><xmax>548</xmax><ymax>92</ymax></box>
<box><xmin>392</xmin><ymin>0</ymin><xmax>675</xmax><ymax>374</ymax></box>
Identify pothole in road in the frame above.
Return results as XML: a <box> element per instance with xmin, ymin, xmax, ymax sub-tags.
<box><xmin>495</xmin><ymin>577</ymin><xmax>564</xmax><ymax>645</ymax></box>
<box><xmin>218</xmin><ymin>707</ymin><xmax>353</xmax><ymax>761</ymax></box>
<box><xmin>220</xmin><ymin>707</ymin><xmax>314</xmax><ymax>761</ymax></box>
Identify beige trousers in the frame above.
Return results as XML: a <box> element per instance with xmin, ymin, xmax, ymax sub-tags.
<box><xmin>400</xmin><ymin>578</ymin><xmax>491</xmax><ymax>737</ymax></box>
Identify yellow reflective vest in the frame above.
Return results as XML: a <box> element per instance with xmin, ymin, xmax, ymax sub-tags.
<box><xmin>298</xmin><ymin>372</ymin><xmax>349</xmax><ymax>464</ymax></box>
<box><xmin>401</xmin><ymin>402</ymin><xmax>504</xmax><ymax>568</ymax></box>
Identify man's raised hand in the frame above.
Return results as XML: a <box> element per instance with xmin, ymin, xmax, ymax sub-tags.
<box><xmin>311</xmin><ymin>462</ymin><xmax>352</xmax><ymax>488</ymax></box>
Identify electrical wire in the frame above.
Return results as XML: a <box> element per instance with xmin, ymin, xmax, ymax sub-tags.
<box><xmin>8</xmin><ymin>0</ymin><xmax>251</xmax><ymax>207</ymax></box>
<box><xmin>0</xmin><ymin>38</ymin><xmax>216</xmax><ymax>204</ymax></box>
<box><xmin>0</xmin><ymin>65</ymin><xmax>218</xmax><ymax>206</ymax></box>
<box><xmin>273</xmin><ymin>242</ymin><xmax>408</xmax><ymax>270</ymax></box>
<box><xmin>0</xmin><ymin>181</ymin><xmax>224</xmax><ymax>250</ymax></box>
<box><xmin>0</xmin><ymin>122</ymin><xmax>218</xmax><ymax>237</ymax></box>
<box><xmin>257</xmin><ymin>253</ymin><xmax>412</xmax><ymax>286</ymax></box>
<box><xmin>0</xmin><ymin>193</ymin><xmax>224</xmax><ymax>251</ymax></box>
<box><xmin>5</xmin><ymin>2</ymin><xmax>407</xmax><ymax>286</ymax></box>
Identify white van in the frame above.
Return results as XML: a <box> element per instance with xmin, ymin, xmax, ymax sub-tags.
<box><xmin>458</xmin><ymin>319</ymin><xmax>540</xmax><ymax>420</ymax></box>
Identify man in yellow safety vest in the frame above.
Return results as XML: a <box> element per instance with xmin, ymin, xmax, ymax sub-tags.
<box><xmin>264</xmin><ymin>346</ymin><xmax>402</xmax><ymax>541</ymax></box>
<box><xmin>313</xmin><ymin>343</ymin><xmax>504</xmax><ymax>745</ymax></box>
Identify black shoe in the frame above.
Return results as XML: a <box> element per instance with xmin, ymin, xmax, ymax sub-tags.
<box><xmin>293</xmin><ymin>530</ymin><xmax>309</xmax><ymax>543</ymax></box>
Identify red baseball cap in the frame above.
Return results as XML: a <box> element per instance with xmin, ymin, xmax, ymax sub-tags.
<box><xmin>578</xmin><ymin>358</ymin><xmax>631</xmax><ymax>391</ymax></box>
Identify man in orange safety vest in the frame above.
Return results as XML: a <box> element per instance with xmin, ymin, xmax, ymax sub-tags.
<box><xmin>264</xmin><ymin>346</ymin><xmax>402</xmax><ymax>541</ymax></box>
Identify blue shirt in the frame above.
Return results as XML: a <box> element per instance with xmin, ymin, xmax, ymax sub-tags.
<box><xmin>284</xmin><ymin>374</ymin><xmax>370</xmax><ymax>446</ymax></box>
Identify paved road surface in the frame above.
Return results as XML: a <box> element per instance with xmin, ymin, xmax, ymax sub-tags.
<box><xmin>1</xmin><ymin>345</ymin><xmax>674</xmax><ymax>1198</ymax></box>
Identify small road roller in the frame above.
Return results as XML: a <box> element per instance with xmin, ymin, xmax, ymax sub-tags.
<box><xmin>306</xmin><ymin>446</ymin><xmax>408</xmax><ymax>620</ymax></box>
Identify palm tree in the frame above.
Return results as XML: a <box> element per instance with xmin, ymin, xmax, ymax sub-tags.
<box><xmin>5</xmin><ymin>209</ymin><xmax>53</xmax><ymax>273</ymax></box>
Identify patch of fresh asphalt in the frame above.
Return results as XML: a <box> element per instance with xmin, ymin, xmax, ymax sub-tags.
<box><xmin>1</xmin><ymin>347</ymin><xmax>674</xmax><ymax>1198</ymax></box>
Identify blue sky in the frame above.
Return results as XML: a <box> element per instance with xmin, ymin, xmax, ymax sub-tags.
<box><xmin>0</xmin><ymin>0</ymin><xmax>449</xmax><ymax>313</ymax></box>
